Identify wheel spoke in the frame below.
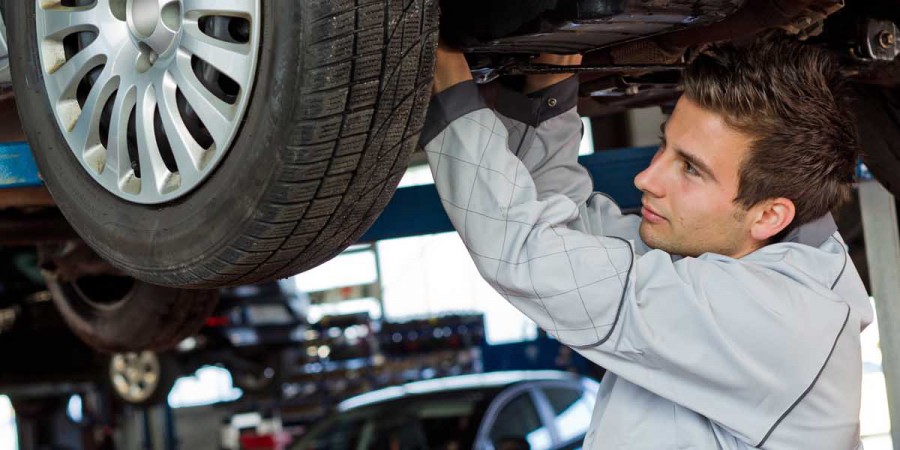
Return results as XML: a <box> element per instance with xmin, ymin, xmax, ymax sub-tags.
<box><xmin>112</xmin><ymin>375</ymin><xmax>128</xmax><ymax>392</ymax></box>
<box><xmin>181</xmin><ymin>24</ymin><xmax>253</xmax><ymax>89</ymax></box>
<box><xmin>39</xmin><ymin>5</ymin><xmax>99</xmax><ymax>39</ymax></box>
<box><xmin>138</xmin><ymin>351</ymin><xmax>153</xmax><ymax>364</ymax></box>
<box><xmin>106</xmin><ymin>86</ymin><xmax>137</xmax><ymax>182</ymax></box>
<box><xmin>169</xmin><ymin>52</ymin><xmax>235</xmax><ymax>148</ymax></box>
<box><xmin>183</xmin><ymin>0</ymin><xmax>256</xmax><ymax>17</ymax></box>
<box><xmin>69</xmin><ymin>66</ymin><xmax>118</xmax><ymax>155</ymax></box>
<box><xmin>135</xmin><ymin>86</ymin><xmax>172</xmax><ymax>194</ymax></box>
<box><xmin>142</xmin><ymin>371</ymin><xmax>159</xmax><ymax>385</ymax></box>
<box><xmin>46</xmin><ymin>41</ymin><xmax>106</xmax><ymax>97</ymax></box>
<box><xmin>156</xmin><ymin>74</ymin><xmax>204</xmax><ymax>183</ymax></box>
<box><xmin>129</xmin><ymin>385</ymin><xmax>142</xmax><ymax>399</ymax></box>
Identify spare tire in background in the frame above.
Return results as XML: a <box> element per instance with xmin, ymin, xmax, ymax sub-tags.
<box><xmin>7</xmin><ymin>0</ymin><xmax>439</xmax><ymax>288</ymax></box>
<box><xmin>107</xmin><ymin>351</ymin><xmax>180</xmax><ymax>407</ymax></box>
<box><xmin>45</xmin><ymin>273</ymin><xmax>219</xmax><ymax>352</ymax></box>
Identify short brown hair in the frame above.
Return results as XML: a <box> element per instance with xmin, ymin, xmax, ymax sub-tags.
<box><xmin>682</xmin><ymin>35</ymin><xmax>858</xmax><ymax>234</ymax></box>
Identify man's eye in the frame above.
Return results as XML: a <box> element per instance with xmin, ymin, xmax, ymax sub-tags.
<box><xmin>684</xmin><ymin>161</ymin><xmax>700</xmax><ymax>177</ymax></box>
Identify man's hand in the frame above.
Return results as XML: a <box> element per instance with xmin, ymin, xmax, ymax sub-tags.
<box><xmin>431</xmin><ymin>44</ymin><xmax>582</xmax><ymax>95</ymax></box>
<box><xmin>432</xmin><ymin>41</ymin><xmax>473</xmax><ymax>95</ymax></box>
<box><xmin>524</xmin><ymin>54</ymin><xmax>583</xmax><ymax>94</ymax></box>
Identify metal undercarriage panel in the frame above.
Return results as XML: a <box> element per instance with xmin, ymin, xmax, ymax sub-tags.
<box><xmin>442</xmin><ymin>0</ymin><xmax>746</xmax><ymax>54</ymax></box>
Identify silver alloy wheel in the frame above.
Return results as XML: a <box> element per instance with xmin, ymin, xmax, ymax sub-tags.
<box><xmin>34</xmin><ymin>0</ymin><xmax>260</xmax><ymax>204</ymax></box>
<box><xmin>110</xmin><ymin>351</ymin><xmax>162</xmax><ymax>403</ymax></box>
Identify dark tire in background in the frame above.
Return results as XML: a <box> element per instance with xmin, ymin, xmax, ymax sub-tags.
<box><xmin>7</xmin><ymin>0</ymin><xmax>439</xmax><ymax>288</ymax></box>
<box><xmin>45</xmin><ymin>274</ymin><xmax>219</xmax><ymax>352</ymax></box>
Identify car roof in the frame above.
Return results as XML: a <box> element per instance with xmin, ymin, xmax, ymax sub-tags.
<box><xmin>337</xmin><ymin>370</ymin><xmax>581</xmax><ymax>412</ymax></box>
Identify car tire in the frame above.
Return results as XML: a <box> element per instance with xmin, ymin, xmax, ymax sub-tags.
<box><xmin>45</xmin><ymin>273</ymin><xmax>219</xmax><ymax>352</ymax></box>
<box><xmin>853</xmin><ymin>85</ymin><xmax>900</xmax><ymax>195</ymax></box>
<box><xmin>7</xmin><ymin>0</ymin><xmax>439</xmax><ymax>288</ymax></box>
<box><xmin>107</xmin><ymin>351</ymin><xmax>180</xmax><ymax>407</ymax></box>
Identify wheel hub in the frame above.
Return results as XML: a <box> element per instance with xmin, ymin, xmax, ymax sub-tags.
<box><xmin>110</xmin><ymin>351</ymin><xmax>161</xmax><ymax>403</ymax></box>
<box><xmin>127</xmin><ymin>0</ymin><xmax>181</xmax><ymax>64</ymax></box>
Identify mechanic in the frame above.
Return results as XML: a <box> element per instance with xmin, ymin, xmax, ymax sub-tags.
<box><xmin>421</xmin><ymin>36</ymin><xmax>873</xmax><ymax>449</ymax></box>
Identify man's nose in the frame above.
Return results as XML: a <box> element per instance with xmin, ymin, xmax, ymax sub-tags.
<box><xmin>634</xmin><ymin>161</ymin><xmax>664</xmax><ymax>198</ymax></box>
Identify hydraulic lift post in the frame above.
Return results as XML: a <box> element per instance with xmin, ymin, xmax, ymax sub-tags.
<box><xmin>859</xmin><ymin>178</ymin><xmax>900</xmax><ymax>448</ymax></box>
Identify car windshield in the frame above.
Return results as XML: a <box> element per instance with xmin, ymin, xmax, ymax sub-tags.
<box><xmin>293</xmin><ymin>389</ymin><xmax>499</xmax><ymax>450</ymax></box>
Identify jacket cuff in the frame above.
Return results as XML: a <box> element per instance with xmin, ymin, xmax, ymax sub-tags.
<box><xmin>495</xmin><ymin>75</ymin><xmax>579</xmax><ymax>127</ymax></box>
<box><xmin>419</xmin><ymin>80</ymin><xmax>489</xmax><ymax>147</ymax></box>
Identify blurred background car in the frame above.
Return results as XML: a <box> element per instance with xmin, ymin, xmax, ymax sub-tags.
<box><xmin>291</xmin><ymin>371</ymin><xmax>598</xmax><ymax>450</ymax></box>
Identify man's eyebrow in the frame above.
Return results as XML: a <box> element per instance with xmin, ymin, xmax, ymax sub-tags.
<box><xmin>675</xmin><ymin>148</ymin><xmax>718</xmax><ymax>182</ymax></box>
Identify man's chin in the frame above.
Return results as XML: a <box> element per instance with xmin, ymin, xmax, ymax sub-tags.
<box><xmin>638</xmin><ymin>223</ymin><xmax>659</xmax><ymax>246</ymax></box>
<box><xmin>643</xmin><ymin>238</ymin><xmax>685</xmax><ymax>256</ymax></box>
<box><xmin>639</xmin><ymin>225</ymin><xmax>678</xmax><ymax>254</ymax></box>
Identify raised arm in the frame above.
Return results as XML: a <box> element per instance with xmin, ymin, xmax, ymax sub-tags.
<box><xmin>491</xmin><ymin>54</ymin><xmax>592</xmax><ymax>205</ymax></box>
<box><xmin>492</xmin><ymin>55</ymin><xmax>648</xmax><ymax>252</ymax></box>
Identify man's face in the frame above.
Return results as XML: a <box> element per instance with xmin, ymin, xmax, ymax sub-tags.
<box><xmin>633</xmin><ymin>96</ymin><xmax>757</xmax><ymax>258</ymax></box>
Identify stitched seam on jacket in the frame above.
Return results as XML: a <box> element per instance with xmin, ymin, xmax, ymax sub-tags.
<box><xmin>569</xmin><ymin>235</ymin><xmax>635</xmax><ymax>349</ymax></box>
<box><xmin>419</xmin><ymin>81</ymin><xmax>488</xmax><ymax>146</ymax></box>
<box><xmin>830</xmin><ymin>235</ymin><xmax>848</xmax><ymax>290</ymax></box>
<box><xmin>756</xmin><ymin>304</ymin><xmax>851</xmax><ymax>447</ymax></box>
<box><xmin>514</xmin><ymin>124</ymin><xmax>559</xmax><ymax>333</ymax></box>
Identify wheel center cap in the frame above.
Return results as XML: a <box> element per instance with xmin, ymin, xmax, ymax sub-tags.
<box><xmin>126</xmin><ymin>0</ymin><xmax>181</xmax><ymax>58</ymax></box>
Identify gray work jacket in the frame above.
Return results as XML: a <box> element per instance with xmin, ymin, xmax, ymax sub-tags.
<box><xmin>420</xmin><ymin>78</ymin><xmax>874</xmax><ymax>449</ymax></box>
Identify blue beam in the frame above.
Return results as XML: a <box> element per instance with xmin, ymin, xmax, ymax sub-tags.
<box><xmin>0</xmin><ymin>140</ymin><xmax>655</xmax><ymax>242</ymax></box>
<box><xmin>0</xmin><ymin>142</ymin><xmax>42</xmax><ymax>188</ymax></box>
<box><xmin>359</xmin><ymin>146</ymin><xmax>656</xmax><ymax>242</ymax></box>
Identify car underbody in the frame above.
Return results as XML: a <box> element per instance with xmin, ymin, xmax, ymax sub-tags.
<box><xmin>441</xmin><ymin>0</ymin><xmax>900</xmax><ymax>114</ymax></box>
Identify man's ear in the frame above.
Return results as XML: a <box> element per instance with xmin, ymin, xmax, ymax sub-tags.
<box><xmin>749</xmin><ymin>198</ymin><xmax>796</xmax><ymax>242</ymax></box>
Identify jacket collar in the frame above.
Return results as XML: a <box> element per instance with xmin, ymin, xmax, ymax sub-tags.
<box><xmin>779</xmin><ymin>214</ymin><xmax>838</xmax><ymax>248</ymax></box>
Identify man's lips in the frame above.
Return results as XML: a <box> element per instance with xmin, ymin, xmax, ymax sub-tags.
<box><xmin>641</xmin><ymin>203</ymin><xmax>666</xmax><ymax>224</ymax></box>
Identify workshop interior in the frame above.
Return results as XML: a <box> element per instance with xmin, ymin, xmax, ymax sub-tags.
<box><xmin>0</xmin><ymin>0</ymin><xmax>900</xmax><ymax>448</ymax></box>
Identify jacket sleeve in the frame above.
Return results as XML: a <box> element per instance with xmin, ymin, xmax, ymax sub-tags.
<box><xmin>420</xmin><ymin>80</ymin><xmax>852</xmax><ymax>446</ymax></box>
<box><xmin>492</xmin><ymin>76</ymin><xmax>649</xmax><ymax>254</ymax></box>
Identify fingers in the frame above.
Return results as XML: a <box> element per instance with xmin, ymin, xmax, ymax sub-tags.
<box><xmin>531</xmin><ymin>53</ymin><xmax>583</xmax><ymax>67</ymax></box>
<box><xmin>524</xmin><ymin>53</ymin><xmax>583</xmax><ymax>94</ymax></box>
<box><xmin>431</xmin><ymin>44</ymin><xmax>583</xmax><ymax>96</ymax></box>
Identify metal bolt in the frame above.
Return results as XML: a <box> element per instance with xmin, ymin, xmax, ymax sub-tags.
<box><xmin>547</xmin><ymin>98</ymin><xmax>558</xmax><ymax>108</ymax></box>
<box><xmin>878</xmin><ymin>30</ymin><xmax>895</xmax><ymax>49</ymax></box>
